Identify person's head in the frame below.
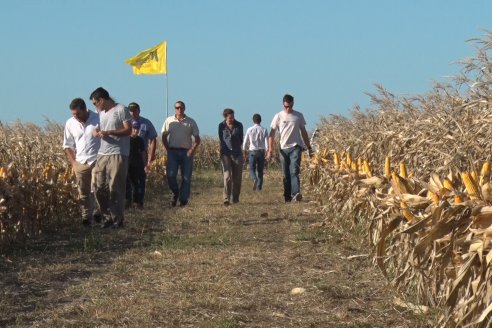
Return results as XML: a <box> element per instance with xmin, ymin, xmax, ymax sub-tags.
<box><xmin>128</xmin><ymin>102</ymin><xmax>140</xmax><ymax>119</ymax></box>
<box><xmin>174</xmin><ymin>100</ymin><xmax>186</xmax><ymax>118</ymax></box>
<box><xmin>283</xmin><ymin>94</ymin><xmax>294</xmax><ymax>113</ymax></box>
<box><xmin>223</xmin><ymin>108</ymin><xmax>235</xmax><ymax>125</ymax></box>
<box><xmin>252</xmin><ymin>113</ymin><xmax>261</xmax><ymax>124</ymax></box>
<box><xmin>69</xmin><ymin>98</ymin><xmax>88</xmax><ymax>122</ymax></box>
<box><xmin>131</xmin><ymin>120</ymin><xmax>141</xmax><ymax>137</ymax></box>
<box><xmin>90</xmin><ymin>87</ymin><xmax>113</xmax><ymax>111</ymax></box>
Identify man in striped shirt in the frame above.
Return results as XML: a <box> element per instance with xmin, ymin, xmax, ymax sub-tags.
<box><xmin>242</xmin><ymin>113</ymin><xmax>268</xmax><ymax>191</ymax></box>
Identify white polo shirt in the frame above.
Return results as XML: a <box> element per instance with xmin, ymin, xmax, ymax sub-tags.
<box><xmin>161</xmin><ymin>115</ymin><xmax>200</xmax><ymax>149</ymax></box>
<box><xmin>63</xmin><ymin>110</ymin><xmax>100</xmax><ymax>165</ymax></box>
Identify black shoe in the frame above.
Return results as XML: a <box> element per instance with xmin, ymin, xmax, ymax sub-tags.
<box><xmin>284</xmin><ymin>197</ymin><xmax>292</xmax><ymax>203</ymax></box>
<box><xmin>232</xmin><ymin>198</ymin><xmax>239</xmax><ymax>204</ymax></box>
<box><xmin>93</xmin><ymin>213</ymin><xmax>102</xmax><ymax>223</ymax></box>
<box><xmin>112</xmin><ymin>220</ymin><xmax>124</xmax><ymax>229</ymax></box>
<box><xmin>179</xmin><ymin>200</ymin><xmax>188</xmax><ymax>207</ymax></box>
<box><xmin>170</xmin><ymin>195</ymin><xmax>178</xmax><ymax>207</ymax></box>
<box><xmin>224</xmin><ymin>200</ymin><xmax>230</xmax><ymax>206</ymax></box>
<box><xmin>102</xmin><ymin>219</ymin><xmax>114</xmax><ymax>228</ymax></box>
<box><xmin>82</xmin><ymin>218</ymin><xmax>91</xmax><ymax>226</ymax></box>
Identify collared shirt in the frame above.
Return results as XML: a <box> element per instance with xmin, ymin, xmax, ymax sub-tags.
<box><xmin>63</xmin><ymin>110</ymin><xmax>100</xmax><ymax>165</ymax></box>
<box><xmin>161</xmin><ymin>115</ymin><xmax>200</xmax><ymax>149</ymax></box>
<box><xmin>270</xmin><ymin>110</ymin><xmax>306</xmax><ymax>149</ymax></box>
<box><xmin>135</xmin><ymin>116</ymin><xmax>157</xmax><ymax>150</ymax></box>
<box><xmin>242</xmin><ymin>124</ymin><xmax>268</xmax><ymax>151</ymax></box>
<box><xmin>218</xmin><ymin>120</ymin><xmax>244</xmax><ymax>157</ymax></box>
<box><xmin>98</xmin><ymin>103</ymin><xmax>132</xmax><ymax>156</ymax></box>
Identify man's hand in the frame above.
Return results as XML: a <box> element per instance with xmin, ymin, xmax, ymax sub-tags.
<box><xmin>266</xmin><ymin>150</ymin><xmax>273</xmax><ymax>161</ymax></box>
<box><xmin>307</xmin><ymin>147</ymin><xmax>314</xmax><ymax>159</ymax></box>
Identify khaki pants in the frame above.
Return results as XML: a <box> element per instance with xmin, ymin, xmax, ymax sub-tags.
<box><xmin>73</xmin><ymin>161</ymin><xmax>97</xmax><ymax>221</ymax></box>
<box><xmin>221</xmin><ymin>154</ymin><xmax>243</xmax><ymax>202</ymax></box>
<box><xmin>94</xmin><ymin>154</ymin><xmax>128</xmax><ymax>223</ymax></box>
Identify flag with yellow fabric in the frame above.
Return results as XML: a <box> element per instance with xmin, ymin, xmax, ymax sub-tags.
<box><xmin>126</xmin><ymin>41</ymin><xmax>167</xmax><ymax>75</ymax></box>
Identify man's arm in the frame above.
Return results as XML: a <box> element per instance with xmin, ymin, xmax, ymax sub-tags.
<box><xmin>147</xmin><ymin>138</ymin><xmax>157</xmax><ymax>162</ymax></box>
<box><xmin>97</xmin><ymin>121</ymin><xmax>131</xmax><ymax>137</ymax></box>
<box><xmin>64</xmin><ymin>148</ymin><xmax>76</xmax><ymax>165</ymax></box>
<box><xmin>161</xmin><ymin>132</ymin><xmax>170</xmax><ymax>152</ymax></box>
<box><xmin>188</xmin><ymin>135</ymin><xmax>201</xmax><ymax>157</ymax></box>
<box><xmin>266</xmin><ymin>129</ymin><xmax>276</xmax><ymax>160</ymax></box>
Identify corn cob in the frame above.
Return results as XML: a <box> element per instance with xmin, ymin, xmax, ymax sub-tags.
<box><xmin>400</xmin><ymin>201</ymin><xmax>415</xmax><ymax>222</ymax></box>
<box><xmin>462</xmin><ymin>171</ymin><xmax>480</xmax><ymax>200</ymax></box>
<box><xmin>384</xmin><ymin>156</ymin><xmax>391</xmax><ymax>178</ymax></box>
<box><xmin>480</xmin><ymin>160</ymin><xmax>491</xmax><ymax>186</ymax></box>
<box><xmin>399</xmin><ymin>162</ymin><xmax>408</xmax><ymax>179</ymax></box>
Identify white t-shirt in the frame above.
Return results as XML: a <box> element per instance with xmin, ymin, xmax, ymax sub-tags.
<box><xmin>270</xmin><ymin>110</ymin><xmax>306</xmax><ymax>149</ymax></box>
<box><xmin>63</xmin><ymin>110</ymin><xmax>100</xmax><ymax>165</ymax></box>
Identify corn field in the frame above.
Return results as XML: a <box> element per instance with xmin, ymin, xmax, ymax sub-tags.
<box><xmin>306</xmin><ymin>31</ymin><xmax>492</xmax><ymax>327</ymax></box>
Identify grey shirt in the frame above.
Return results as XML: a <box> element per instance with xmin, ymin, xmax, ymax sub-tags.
<box><xmin>136</xmin><ymin>116</ymin><xmax>157</xmax><ymax>150</ymax></box>
<box><xmin>98</xmin><ymin>103</ymin><xmax>132</xmax><ymax>156</ymax></box>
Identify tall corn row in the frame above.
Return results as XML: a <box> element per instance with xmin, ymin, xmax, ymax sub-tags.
<box><xmin>306</xmin><ymin>31</ymin><xmax>492</xmax><ymax>327</ymax></box>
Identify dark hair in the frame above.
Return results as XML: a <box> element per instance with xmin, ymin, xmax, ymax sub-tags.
<box><xmin>128</xmin><ymin>102</ymin><xmax>140</xmax><ymax>112</ymax></box>
<box><xmin>69</xmin><ymin>98</ymin><xmax>87</xmax><ymax>111</ymax></box>
<box><xmin>223</xmin><ymin>108</ymin><xmax>234</xmax><ymax>118</ymax></box>
<box><xmin>252</xmin><ymin>113</ymin><xmax>261</xmax><ymax>124</ymax></box>
<box><xmin>283</xmin><ymin>94</ymin><xmax>294</xmax><ymax>103</ymax></box>
<box><xmin>90</xmin><ymin>87</ymin><xmax>111</xmax><ymax>101</ymax></box>
<box><xmin>175</xmin><ymin>100</ymin><xmax>185</xmax><ymax>109</ymax></box>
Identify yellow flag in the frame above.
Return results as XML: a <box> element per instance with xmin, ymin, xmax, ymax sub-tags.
<box><xmin>126</xmin><ymin>41</ymin><xmax>167</xmax><ymax>75</ymax></box>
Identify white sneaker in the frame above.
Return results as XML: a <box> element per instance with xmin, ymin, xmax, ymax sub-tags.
<box><xmin>292</xmin><ymin>193</ymin><xmax>302</xmax><ymax>202</ymax></box>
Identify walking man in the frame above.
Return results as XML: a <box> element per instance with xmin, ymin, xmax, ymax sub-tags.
<box><xmin>243</xmin><ymin>113</ymin><xmax>268</xmax><ymax>191</ymax></box>
<box><xmin>91</xmin><ymin>87</ymin><xmax>132</xmax><ymax>228</ymax></box>
<box><xmin>161</xmin><ymin>100</ymin><xmax>201</xmax><ymax>207</ymax></box>
<box><xmin>128</xmin><ymin>102</ymin><xmax>157</xmax><ymax>206</ymax></box>
<box><xmin>63</xmin><ymin>98</ymin><xmax>101</xmax><ymax>226</ymax></box>
<box><xmin>266</xmin><ymin>94</ymin><xmax>312</xmax><ymax>202</ymax></box>
<box><xmin>219</xmin><ymin>108</ymin><xmax>244</xmax><ymax>205</ymax></box>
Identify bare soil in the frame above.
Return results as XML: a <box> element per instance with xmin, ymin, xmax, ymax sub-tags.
<box><xmin>0</xmin><ymin>170</ymin><xmax>434</xmax><ymax>327</ymax></box>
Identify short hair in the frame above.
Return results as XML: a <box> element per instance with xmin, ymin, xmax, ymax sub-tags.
<box><xmin>283</xmin><ymin>94</ymin><xmax>294</xmax><ymax>103</ymax></box>
<box><xmin>90</xmin><ymin>87</ymin><xmax>110</xmax><ymax>101</ymax></box>
<box><xmin>252</xmin><ymin>113</ymin><xmax>261</xmax><ymax>124</ymax></box>
<box><xmin>175</xmin><ymin>100</ymin><xmax>185</xmax><ymax>109</ymax></box>
<box><xmin>69</xmin><ymin>98</ymin><xmax>87</xmax><ymax>111</ymax></box>
<box><xmin>223</xmin><ymin>108</ymin><xmax>234</xmax><ymax>118</ymax></box>
<box><xmin>128</xmin><ymin>102</ymin><xmax>140</xmax><ymax>112</ymax></box>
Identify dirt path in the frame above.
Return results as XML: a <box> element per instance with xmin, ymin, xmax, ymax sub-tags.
<box><xmin>1</xmin><ymin>170</ymin><xmax>433</xmax><ymax>327</ymax></box>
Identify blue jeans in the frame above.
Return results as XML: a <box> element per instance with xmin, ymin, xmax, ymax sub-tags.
<box><xmin>249</xmin><ymin>150</ymin><xmax>265</xmax><ymax>190</ymax></box>
<box><xmin>279</xmin><ymin>146</ymin><xmax>302</xmax><ymax>201</ymax></box>
<box><xmin>166</xmin><ymin>149</ymin><xmax>194</xmax><ymax>203</ymax></box>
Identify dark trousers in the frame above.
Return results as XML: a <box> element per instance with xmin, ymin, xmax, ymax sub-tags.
<box><xmin>126</xmin><ymin>165</ymin><xmax>146</xmax><ymax>205</ymax></box>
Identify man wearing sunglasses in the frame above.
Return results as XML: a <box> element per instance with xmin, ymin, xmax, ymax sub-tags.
<box><xmin>161</xmin><ymin>101</ymin><xmax>201</xmax><ymax>207</ymax></box>
<box><xmin>266</xmin><ymin>94</ymin><xmax>312</xmax><ymax>202</ymax></box>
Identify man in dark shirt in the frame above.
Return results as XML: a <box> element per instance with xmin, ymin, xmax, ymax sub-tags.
<box><xmin>126</xmin><ymin>120</ymin><xmax>147</xmax><ymax>209</ymax></box>
<box><xmin>218</xmin><ymin>108</ymin><xmax>244</xmax><ymax>205</ymax></box>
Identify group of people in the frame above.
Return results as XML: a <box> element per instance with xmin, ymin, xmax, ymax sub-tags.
<box><xmin>63</xmin><ymin>88</ymin><xmax>312</xmax><ymax>228</ymax></box>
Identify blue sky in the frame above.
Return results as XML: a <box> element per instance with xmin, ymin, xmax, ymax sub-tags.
<box><xmin>0</xmin><ymin>0</ymin><xmax>490</xmax><ymax>136</ymax></box>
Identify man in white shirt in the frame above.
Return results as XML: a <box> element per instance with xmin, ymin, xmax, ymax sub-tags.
<box><xmin>63</xmin><ymin>98</ymin><xmax>101</xmax><ymax>225</ymax></box>
<box><xmin>267</xmin><ymin>94</ymin><xmax>312</xmax><ymax>202</ymax></box>
<box><xmin>91</xmin><ymin>87</ymin><xmax>132</xmax><ymax>228</ymax></box>
<box><xmin>242</xmin><ymin>113</ymin><xmax>268</xmax><ymax>191</ymax></box>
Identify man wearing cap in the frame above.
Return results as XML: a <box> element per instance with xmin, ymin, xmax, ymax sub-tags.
<box><xmin>126</xmin><ymin>120</ymin><xmax>147</xmax><ymax>209</ymax></box>
<box><xmin>128</xmin><ymin>102</ymin><xmax>157</xmax><ymax>206</ymax></box>
<box><xmin>63</xmin><ymin>97</ymin><xmax>101</xmax><ymax>226</ymax></box>
<box><xmin>161</xmin><ymin>100</ymin><xmax>201</xmax><ymax>207</ymax></box>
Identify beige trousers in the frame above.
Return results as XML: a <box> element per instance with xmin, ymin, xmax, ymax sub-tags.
<box><xmin>94</xmin><ymin>154</ymin><xmax>128</xmax><ymax>223</ymax></box>
<box><xmin>221</xmin><ymin>154</ymin><xmax>243</xmax><ymax>202</ymax></box>
<box><xmin>73</xmin><ymin>161</ymin><xmax>98</xmax><ymax>221</ymax></box>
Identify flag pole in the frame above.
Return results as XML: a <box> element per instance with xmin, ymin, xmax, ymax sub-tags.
<box><xmin>165</xmin><ymin>74</ymin><xmax>169</xmax><ymax>118</ymax></box>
